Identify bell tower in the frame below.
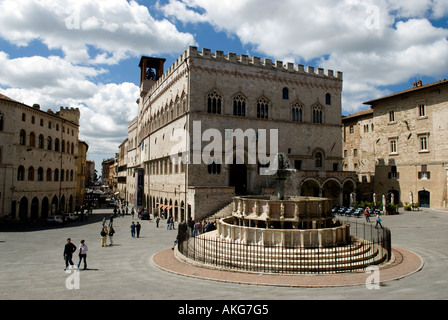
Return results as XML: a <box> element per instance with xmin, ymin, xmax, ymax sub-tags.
<box><xmin>138</xmin><ymin>56</ymin><xmax>166</xmax><ymax>97</ymax></box>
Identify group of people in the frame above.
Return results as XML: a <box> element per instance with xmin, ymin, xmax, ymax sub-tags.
<box><xmin>130</xmin><ymin>221</ymin><xmax>142</xmax><ymax>237</ymax></box>
<box><xmin>63</xmin><ymin>238</ymin><xmax>88</xmax><ymax>270</ymax></box>
<box><xmin>186</xmin><ymin>219</ymin><xmax>216</xmax><ymax>237</ymax></box>
<box><xmin>100</xmin><ymin>216</ymin><xmax>116</xmax><ymax>246</ymax></box>
<box><xmin>364</xmin><ymin>207</ymin><xmax>383</xmax><ymax>229</ymax></box>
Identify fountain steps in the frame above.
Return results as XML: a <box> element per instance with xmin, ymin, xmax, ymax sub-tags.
<box><xmin>182</xmin><ymin>232</ymin><xmax>388</xmax><ymax>273</ymax></box>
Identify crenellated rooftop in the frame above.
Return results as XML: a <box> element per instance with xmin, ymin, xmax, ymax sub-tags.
<box><xmin>145</xmin><ymin>46</ymin><xmax>343</xmax><ymax>100</ymax></box>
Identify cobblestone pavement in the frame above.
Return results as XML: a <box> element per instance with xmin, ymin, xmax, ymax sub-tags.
<box><xmin>0</xmin><ymin>207</ymin><xmax>447</xmax><ymax>300</ymax></box>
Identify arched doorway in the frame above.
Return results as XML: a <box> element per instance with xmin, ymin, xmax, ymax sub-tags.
<box><xmin>229</xmin><ymin>156</ymin><xmax>247</xmax><ymax>195</ymax></box>
<box><xmin>19</xmin><ymin>197</ymin><xmax>28</xmax><ymax>221</ymax></box>
<box><xmin>300</xmin><ymin>179</ymin><xmax>320</xmax><ymax>197</ymax></box>
<box><xmin>418</xmin><ymin>190</ymin><xmax>430</xmax><ymax>208</ymax></box>
<box><xmin>342</xmin><ymin>179</ymin><xmax>355</xmax><ymax>207</ymax></box>
<box><xmin>51</xmin><ymin>196</ymin><xmax>58</xmax><ymax>215</ymax></box>
<box><xmin>322</xmin><ymin>179</ymin><xmax>341</xmax><ymax>207</ymax></box>
<box><xmin>31</xmin><ymin>197</ymin><xmax>39</xmax><ymax>221</ymax></box>
<box><xmin>41</xmin><ymin>197</ymin><xmax>49</xmax><ymax>219</ymax></box>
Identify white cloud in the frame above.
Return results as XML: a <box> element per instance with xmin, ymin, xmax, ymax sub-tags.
<box><xmin>0</xmin><ymin>0</ymin><xmax>195</xmax><ymax>65</ymax></box>
<box><xmin>0</xmin><ymin>53</ymin><xmax>139</xmax><ymax>157</ymax></box>
<box><xmin>161</xmin><ymin>0</ymin><xmax>448</xmax><ymax>113</ymax></box>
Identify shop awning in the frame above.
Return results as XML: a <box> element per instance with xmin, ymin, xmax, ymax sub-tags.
<box><xmin>157</xmin><ymin>204</ymin><xmax>163</xmax><ymax>208</ymax></box>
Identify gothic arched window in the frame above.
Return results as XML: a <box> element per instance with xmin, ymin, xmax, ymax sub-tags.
<box><xmin>207</xmin><ymin>91</ymin><xmax>222</xmax><ymax>114</ymax></box>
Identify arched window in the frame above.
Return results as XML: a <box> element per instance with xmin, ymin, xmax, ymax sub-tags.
<box><xmin>55</xmin><ymin>138</ymin><xmax>60</xmax><ymax>152</ymax></box>
<box><xmin>207</xmin><ymin>91</ymin><xmax>222</xmax><ymax>114</ymax></box>
<box><xmin>47</xmin><ymin>137</ymin><xmax>52</xmax><ymax>150</ymax></box>
<box><xmin>17</xmin><ymin>165</ymin><xmax>25</xmax><ymax>181</ymax></box>
<box><xmin>37</xmin><ymin>167</ymin><xmax>44</xmax><ymax>181</ymax></box>
<box><xmin>257</xmin><ymin>97</ymin><xmax>270</xmax><ymax>119</ymax></box>
<box><xmin>233</xmin><ymin>94</ymin><xmax>246</xmax><ymax>117</ymax></box>
<box><xmin>315</xmin><ymin>152</ymin><xmax>323</xmax><ymax>168</ymax></box>
<box><xmin>22</xmin><ymin>113</ymin><xmax>26</xmax><ymax>121</ymax></box>
<box><xmin>54</xmin><ymin>169</ymin><xmax>59</xmax><ymax>182</ymax></box>
<box><xmin>38</xmin><ymin>135</ymin><xmax>44</xmax><ymax>149</ymax></box>
<box><xmin>283</xmin><ymin>87</ymin><xmax>289</xmax><ymax>100</ymax></box>
<box><xmin>71</xmin><ymin>142</ymin><xmax>74</xmax><ymax>154</ymax></box>
<box><xmin>61</xmin><ymin>140</ymin><xmax>65</xmax><ymax>153</ymax></box>
<box><xmin>312</xmin><ymin>105</ymin><xmax>323</xmax><ymax>124</ymax></box>
<box><xmin>46</xmin><ymin>168</ymin><xmax>52</xmax><ymax>181</ymax></box>
<box><xmin>0</xmin><ymin>112</ymin><xmax>4</xmax><ymax>131</ymax></box>
<box><xmin>292</xmin><ymin>104</ymin><xmax>303</xmax><ymax>122</ymax></box>
<box><xmin>19</xmin><ymin>130</ymin><xmax>26</xmax><ymax>145</ymax></box>
<box><xmin>28</xmin><ymin>166</ymin><xmax>35</xmax><ymax>181</ymax></box>
<box><xmin>29</xmin><ymin>132</ymin><xmax>36</xmax><ymax>147</ymax></box>
<box><xmin>325</xmin><ymin>93</ymin><xmax>331</xmax><ymax>105</ymax></box>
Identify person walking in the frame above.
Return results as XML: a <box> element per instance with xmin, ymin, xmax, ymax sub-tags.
<box><xmin>375</xmin><ymin>213</ymin><xmax>383</xmax><ymax>229</ymax></box>
<box><xmin>109</xmin><ymin>226</ymin><xmax>115</xmax><ymax>245</ymax></box>
<box><xmin>130</xmin><ymin>222</ymin><xmax>136</xmax><ymax>237</ymax></box>
<box><xmin>77</xmin><ymin>240</ymin><xmax>88</xmax><ymax>270</ymax></box>
<box><xmin>63</xmin><ymin>238</ymin><xmax>77</xmax><ymax>270</ymax></box>
<box><xmin>364</xmin><ymin>207</ymin><xmax>371</xmax><ymax>222</ymax></box>
<box><xmin>156</xmin><ymin>216</ymin><xmax>160</xmax><ymax>228</ymax></box>
<box><xmin>167</xmin><ymin>216</ymin><xmax>172</xmax><ymax>230</ymax></box>
<box><xmin>101</xmin><ymin>226</ymin><xmax>108</xmax><ymax>247</ymax></box>
<box><xmin>136</xmin><ymin>222</ymin><xmax>141</xmax><ymax>238</ymax></box>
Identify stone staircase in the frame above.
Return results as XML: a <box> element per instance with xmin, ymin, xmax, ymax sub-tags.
<box><xmin>181</xmin><ymin>231</ymin><xmax>389</xmax><ymax>274</ymax></box>
<box><xmin>204</xmin><ymin>202</ymin><xmax>233</xmax><ymax>221</ymax></box>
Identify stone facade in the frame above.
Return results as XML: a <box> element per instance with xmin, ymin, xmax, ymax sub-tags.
<box><xmin>125</xmin><ymin>47</ymin><xmax>356</xmax><ymax>221</ymax></box>
<box><xmin>359</xmin><ymin>79</ymin><xmax>448</xmax><ymax>208</ymax></box>
<box><xmin>0</xmin><ymin>94</ymin><xmax>80</xmax><ymax>220</ymax></box>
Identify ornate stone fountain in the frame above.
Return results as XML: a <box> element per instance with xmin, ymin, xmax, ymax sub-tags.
<box><xmin>176</xmin><ymin>153</ymin><xmax>391</xmax><ymax>274</ymax></box>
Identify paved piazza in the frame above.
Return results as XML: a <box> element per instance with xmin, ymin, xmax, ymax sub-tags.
<box><xmin>0</xmin><ymin>207</ymin><xmax>447</xmax><ymax>300</ymax></box>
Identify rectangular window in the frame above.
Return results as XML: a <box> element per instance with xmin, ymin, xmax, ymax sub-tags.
<box><xmin>349</xmin><ymin>126</ymin><xmax>354</xmax><ymax>134</ymax></box>
<box><xmin>418</xmin><ymin>104</ymin><xmax>426</xmax><ymax>117</ymax></box>
<box><xmin>354</xmin><ymin>149</ymin><xmax>358</xmax><ymax>157</ymax></box>
<box><xmin>420</xmin><ymin>136</ymin><xmax>428</xmax><ymax>151</ymax></box>
<box><xmin>418</xmin><ymin>165</ymin><xmax>430</xmax><ymax>180</ymax></box>
<box><xmin>390</xmin><ymin>139</ymin><xmax>397</xmax><ymax>154</ymax></box>
<box><xmin>344</xmin><ymin>150</ymin><xmax>347</xmax><ymax>158</ymax></box>
<box><xmin>389</xmin><ymin>111</ymin><xmax>395</xmax><ymax>122</ymax></box>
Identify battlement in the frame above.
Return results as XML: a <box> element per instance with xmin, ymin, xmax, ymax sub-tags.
<box><xmin>187</xmin><ymin>46</ymin><xmax>342</xmax><ymax>80</ymax></box>
<box><xmin>144</xmin><ymin>46</ymin><xmax>342</xmax><ymax>99</ymax></box>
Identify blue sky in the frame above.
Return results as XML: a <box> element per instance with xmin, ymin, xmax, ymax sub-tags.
<box><xmin>0</xmin><ymin>0</ymin><xmax>447</xmax><ymax>172</ymax></box>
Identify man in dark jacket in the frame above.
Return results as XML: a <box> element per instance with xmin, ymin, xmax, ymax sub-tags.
<box><xmin>63</xmin><ymin>238</ymin><xmax>77</xmax><ymax>270</ymax></box>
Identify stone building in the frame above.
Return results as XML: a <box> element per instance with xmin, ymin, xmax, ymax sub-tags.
<box><xmin>362</xmin><ymin>79</ymin><xmax>448</xmax><ymax>209</ymax></box>
<box><xmin>116</xmin><ymin>138</ymin><xmax>128</xmax><ymax>202</ymax></box>
<box><xmin>0</xmin><ymin>93</ymin><xmax>80</xmax><ymax>221</ymax></box>
<box><xmin>101</xmin><ymin>157</ymin><xmax>115</xmax><ymax>189</ymax></box>
<box><xmin>128</xmin><ymin>47</ymin><xmax>356</xmax><ymax>221</ymax></box>
<box><xmin>341</xmin><ymin>109</ymin><xmax>376</xmax><ymax>203</ymax></box>
<box><xmin>76</xmin><ymin>140</ymin><xmax>89</xmax><ymax>206</ymax></box>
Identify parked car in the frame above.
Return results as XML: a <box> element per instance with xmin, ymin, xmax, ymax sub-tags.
<box><xmin>66</xmin><ymin>213</ymin><xmax>79</xmax><ymax>222</ymax></box>
<box><xmin>337</xmin><ymin>207</ymin><xmax>347</xmax><ymax>215</ymax></box>
<box><xmin>47</xmin><ymin>215</ymin><xmax>64</xmax><ymax>225</ymax></box>
<box><xmin>353</xmin><ymin>208</ymin><xmax>363</xmax><ymax>217</ymax></box>
<box><xmin>139</xmin><ymin>210</ymin><xmax>150</xmax><ymax>220</ymax></box>
<box><xmin>345</xmin><ymin>207</ymin><xmax>355</xmax><ymax>216</ymax></box>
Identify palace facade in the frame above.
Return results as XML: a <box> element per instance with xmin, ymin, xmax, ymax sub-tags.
<box><xmin>124</xmin><ymin>47</ymin><xmax>357</xmax><ymax>221</ymax></box>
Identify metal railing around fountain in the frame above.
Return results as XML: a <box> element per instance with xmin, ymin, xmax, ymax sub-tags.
<box><xmin>176</xmin><ymin>220</ymin><xmax>391</xmax><ymax>274</ymax></box>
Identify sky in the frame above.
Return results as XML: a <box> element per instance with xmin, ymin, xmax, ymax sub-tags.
<box><xmin>0</xmin><ymin>0</ymin><xmax>447</xmax><ymax>173</ymax></box>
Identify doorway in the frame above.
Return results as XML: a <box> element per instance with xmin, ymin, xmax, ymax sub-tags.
<box><xmin>418</xmin><ymin>190</ymin><xmax>430</xmax><ymax>208</ymax></box>
<box><xmin>229</xmin><ymin>163</ymin><xmax>247</xmax><ymax>195</ymax></box>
